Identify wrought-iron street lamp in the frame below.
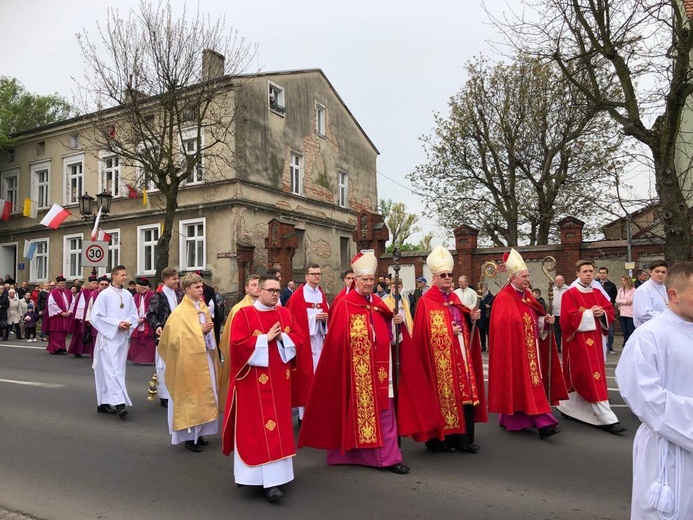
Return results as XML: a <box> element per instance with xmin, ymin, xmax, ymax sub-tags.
<box><xmin>79</xmin><ymin>191</ymin><xmax>113</xmax><ymax>224</ymax></box>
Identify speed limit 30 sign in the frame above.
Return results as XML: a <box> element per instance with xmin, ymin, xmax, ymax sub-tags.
<box><xmin>82</xmin><ymin>241</ymin><xmax>109</xmax><ymax>267</ymax></box>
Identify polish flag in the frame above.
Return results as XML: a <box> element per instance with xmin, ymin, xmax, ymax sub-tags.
<box><xmin>40</xmin><ymin>203</ymin><xmax>71</xmax><ymax>229</ymax></box>
<box><xmin>92</xmin><ymin>229</ymin><xmax>112</xmax><ymax>242</ymax></box>
<box><xmin>0</xmin><ymin>199</ymin><xmax>12</xmax><ymax>221</ymax></box>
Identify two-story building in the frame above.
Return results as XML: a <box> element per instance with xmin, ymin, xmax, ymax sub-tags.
<box><xmin>0</xmin><ymin>66</ymin><xmax>385</xmax><ymax>298</ymax></box>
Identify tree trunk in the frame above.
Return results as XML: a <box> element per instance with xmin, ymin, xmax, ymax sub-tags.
<box><xmin>154</xmin><ymin>192</ymin><xmax>179</xmax><ymax>286</ymax></box>
<box><xmin>652</xmin><ymin>149</ymin><xmax>691</xmax><ymax>263</ymax></box>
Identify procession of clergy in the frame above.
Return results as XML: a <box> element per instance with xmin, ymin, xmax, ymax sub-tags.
<box><xmin>65</xmin><ymin>245</ymin><xmax>692</xmax><ymax>518</ymax></box>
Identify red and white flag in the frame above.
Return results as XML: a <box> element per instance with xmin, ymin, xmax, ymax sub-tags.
<box><xmin>0</xmin><ymin>199</ymin><xmax>12</xmax><ymax>221</ymax></box>
<box><xmin>92</xmin><ymin>229</ymin><xmax>112</xmax><ymax>242</ymax></box>
<box><xmin>90</xmin><ymin>204</ymin><xmax>103</xmax><ymax>240</ymax></box>
<box><xmin>39</xmin><ymin>203</ymin><xmax>71</xmax><ymax>229</ymax></box>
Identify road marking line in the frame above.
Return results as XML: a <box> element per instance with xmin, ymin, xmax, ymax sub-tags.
<box><xmin>0</xmin><ymin>378</ymin><xmax>65</xmax><ymax>388</ymax></box>
<box><xmin>0</xmin><ymin>344</ymin><xmax>46</xmax><ymax>350</ymax></box>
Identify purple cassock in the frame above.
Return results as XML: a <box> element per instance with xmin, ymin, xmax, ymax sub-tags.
<box><xmin>128</xmin><ymin>289</ymin><xmax>156</xmax><ymax>364</ymax></box>
<box><xmin>326</xmin><ymin>398</ymin><xmax>403</xmax><ymax>468</ymax></box>
<box><xmin>67</xmin><ymin>288</ymin><xmax>96</xmax><ymax>357</ymax></box>
<box><xmin>46</xmin><ymin>287</ymin><xmax>73</xmax><ymax>354</ymax></box>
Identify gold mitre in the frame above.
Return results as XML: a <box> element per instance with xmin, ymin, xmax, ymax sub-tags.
<box><xmin>503</xmin><ymin>248</ymin><xmax>528</xmax><ymax>275</ymax></box>
<box><xmin>426</xmin><ymin>245</ymin><xmax>454</xmax><ymax>274</ymax></box>
<box><xmin>351</xmin><ymin>249</ymin><xmax>377</xmax><ymax>276</ymax></box>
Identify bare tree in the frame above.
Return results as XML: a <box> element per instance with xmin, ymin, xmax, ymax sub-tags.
<box><xmin>76</xmin><ymin>1</ymin><xmax>255</xmax><ymax>281</ymax></box>
<box><xmin>495</xmin><ymin>0</ymin><xmax>693</xmax><ymax>261</ymax></box>
<box><xmin>411</xmin><ymin>54</ymin><xmax>621</xmax><ymax>246</ymax></box>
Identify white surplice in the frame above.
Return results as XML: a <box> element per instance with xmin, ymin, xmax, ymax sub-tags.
<box><xmin>233</xmin><ymin>300</ymin><xmax>296</xmax><ymax>488</ymax></box>
<box><xmin>632</xmin><ymin>279</ymin><xmax>668</xmax><ymax>328</ymax></box>
<box><xmin>297</xmin><ymin>285</ymin><xmax>327</xmax><ymax>420</ymax></box>
<box><xmin>615</xmin><ymin>309</ymin><xmax>693</xmax><ymax>519</ymax></box>
<box><xmin>90</xmin><ymin>286</ymin><xmax>138</xmax><ymax>406</ymax></box>
<box><xmin>155</xmin><ymin>286</ymin><xmax>179</xmax><ymax>400</ymax></box>
<box><xmin>169</xmin><ymin>300</ymin><xmax>219</xmax><ymax>444</ymax></box>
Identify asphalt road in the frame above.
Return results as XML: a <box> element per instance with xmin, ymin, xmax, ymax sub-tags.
<box><xmin>0</xmin><ymin>340</ymin><xmax>636</xmax><ymax>520</ymax></box>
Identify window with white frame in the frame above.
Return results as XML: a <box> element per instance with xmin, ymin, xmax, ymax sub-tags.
<box><xmin>138</xmin><ymin>225</ymin><xmax>160</xmax><ymax>275</ymax></box>
<box><xmin>30</xmin><ymin>239</ymin><xmax>49</xmax><ymax>281</ymax></box>
<box><xmin>98</xmin><ymin>230</ymin><xmax>120</xmax><ymax>276</ymax></box>
<box><xmin>64</xmin><ymin>155</ymin><xmax>84</xmax><ymax>205</ymax></box>
<box><xmin>338</xmin><ymin>170</ymin><xmax>348</xmax><ymax>208</ymax></box>
<box><xmin>181</xmin><ymin>130</ymin><xmax>203</xmax><ymax>184</ymax></box>
<box><xmin>63</xmin><ymin>234</ymin><xmax>83</xmax><ymax>279</ymax></box>
<box><xmin>179</xmin><ymin>218</ymin><xmax>206</xmax><ymax>270</ymax></box>
<box><xmin>138</xmin><ymin>142</ymin><xmax>159</xmax><ymax>192</ymax></box>
<box><xmin>100</xmin><ymin>154</ymin><xmax>121</xmax><ymax>197</ymax></box>
<box><xmin>290</xmin><ymin>153</ymin><xmax>303</xmax><ymax>195</ymax></box>
<box><xmin>269</xmin><ymin>82</ymin><xmax>286</xmax><ymax>115</ymax></box>
<box><xmin>31</xmin><ymin>162</ymin><xmax>50</xmax><ymax>209</ymax></box>
<box><xmin>1</xmin><ymin>170</ymin><xmax>19</xmax><ymax>212</ymax></box>
<box><xmin>316</xmin><ymin>103</ymin><xmax>326</xmax><ymax>136</ymax></box>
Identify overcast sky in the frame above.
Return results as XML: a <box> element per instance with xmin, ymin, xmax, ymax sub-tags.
<box><xmin>1</xmin><ymin>0</ymin><xmax>510</xmax><ymax>246</ymax></box>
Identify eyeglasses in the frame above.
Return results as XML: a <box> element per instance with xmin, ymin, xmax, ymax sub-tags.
<box><xmin>436</xmin><ymin>273</ymin><xmax>453</xmax><ymax>279</ymax></box>
<box><xmin>261</xmin><ymin>288</ymin><xmax>281</xmax><ymax>295</ymax></box>
<box><xmin>307</xmin><ymin>272</ymin><xmax>322</xmax><ymax>276</ymax></box>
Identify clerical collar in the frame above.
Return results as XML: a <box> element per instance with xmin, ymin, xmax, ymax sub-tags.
<box><xmin>253</xmin><ymin>300</ymin><xmax>276</xmax><ymax>311</ymax></box>
<box><xmin>354</xmin><ymin>289</ymin><xmax>371</xmax><ymax>302</ymax></box>
<box><xmin>576</xmin><ymin>282</ymin><xmax>593</xmax><ymax>293</ymax></box>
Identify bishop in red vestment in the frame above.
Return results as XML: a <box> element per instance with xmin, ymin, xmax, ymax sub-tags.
<box><xmin>221</xmin><ymin>275</ymin><xmax>304</xmax><ymax>502</ymax></box>
<box><xmin>411</xmin><ymin>245</ymin><xmax>487</xmax><ymax>453</ymax></box>
<box><xmin>299</xmin><ymin>251</ymin><xmax>441</xmax><ymax>475</ymax></box>
<box><xmin>488</xmin><ymin>249</ymin><xmax>567</xmax><ymax>439</ymax></box>
<box><xmin>557</xmin><ymin>260</ymin><xmax>626</xmax><ymax>434</ymax></box>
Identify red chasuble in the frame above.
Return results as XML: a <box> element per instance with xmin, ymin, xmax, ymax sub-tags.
<box><xmin>560</xmin><ymin>286</ymin><xmax>614</xmax><ymax>403</ymax></box>
<box><xmin>488</xmin><ymin>284</ymin><xmax>568</xmax><ymax>415</ymax></box>
<box><xmin>285</xmin><ymin>283</ymin><xmax>329</xmax><ymax>408</ymax></box>
<box><xmin>298</xmin><ymin>289</ymin><xmax>441</xmax><ymax>451</ymax></box>
<box><xmin>298</xmin><ymin>290</ymin><xmax>392</xmax><ymax>452</ymax></box>
<box><xmin>221</xmin><ymin>305</ymin><xmax>303</xmax><ymax>465</ymax></box>
<box><xmin>410</xmin><ymin>286</ymin><xmax>487</xmax><ymax>441</ymax></box>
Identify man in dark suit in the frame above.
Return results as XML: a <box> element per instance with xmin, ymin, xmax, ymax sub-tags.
<box><xmin>280</xmin><ymin>280</ymin><xmax>295</xmax><ymax>306</ymax></box>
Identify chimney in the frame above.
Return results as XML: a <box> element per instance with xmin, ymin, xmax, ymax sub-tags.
<box><xmin>202</xmin><ymin>49</ymin><xmax>225</xmax><ymax>81</ymax></box>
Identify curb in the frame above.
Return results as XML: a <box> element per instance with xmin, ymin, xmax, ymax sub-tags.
<box><xmin>0</xmin><ymin>507</ymin><xmax>41</xmax><ymax>520</ymax></box>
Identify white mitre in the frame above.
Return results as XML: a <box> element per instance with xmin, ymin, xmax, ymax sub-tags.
<box><xmin>503</xmin><ymin>248</ymin><xmax>528</xmax><ymax>275</ymax></box>
<box><xmin>351</xmin><ymin>250</ymin><xmax>377</xmax><ymax>276</ymax></box>
<box><xmin>426</xmin><ymin>245</ymin><xmax>454</xmax><ymax>274</ymax></box>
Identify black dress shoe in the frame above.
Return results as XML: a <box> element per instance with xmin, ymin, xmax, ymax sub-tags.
<box><xmin>160</xmin><ymin>398</ymin><xmax>168</xmax><ymax>408</ymax></box>
<box><xmin>197</xmin><ymin>436</ymin><xmax>209</xmax><ymax>446</ymax></box>
<box><xmin>460</xmin><ymin>443</ymin><xmax>480</xmax><ymax>453</ymax></box>
<box><xmin>425</xmin><ymin>439</ymin><xmax>456</xmax><ymax>453</ymax></box>
<box><xmin>115</xmin><ymin>404</ymin><xmax>128</xmax><ymax>418</ymax></box>
<box><xmin>389</xmin><ymin>463</ymin><xmax>410</xmax><ymax>475</ymax></box>
<box><xmin>263</xmin><ymin>486</ymin><xmax>284</xmax><ymax>502</ymax></box>
<box><xmin>539</xmin><ymin>425</ymin><xmax>561</xmax><ymax>440</ymax></box>
<box><xmin>185</xmin><ymin>440</ymin><xmax>203</xmax><ymax>452</ymax></box>
<box><xmin>73</xmin><ymin>354</ymin><xmax>82</xmax><ymax>358</ymax></box>
<box><xmin>97</xmin><ymin>404</ymin><xmax>117</xmax><ymax>414</ymax></box>
<box><xmin>603</xmin><ymin>422</ymin><xmax>627</xmax><ymax>434</ymax></box>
